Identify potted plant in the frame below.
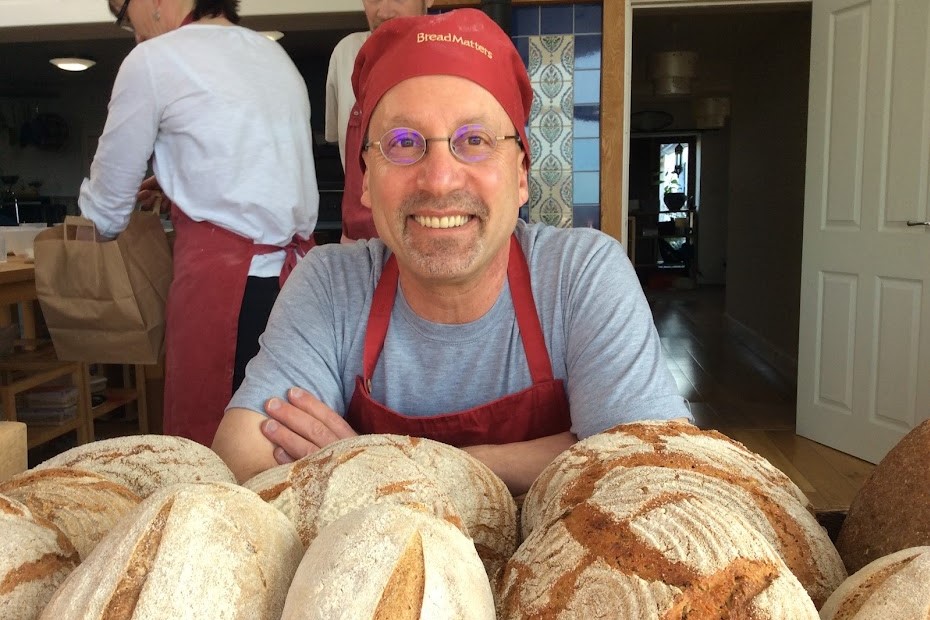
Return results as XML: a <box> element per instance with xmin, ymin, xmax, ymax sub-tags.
<box><xmin>663</xmin><ymin>174</ymin><xmax>688</xmax><ymax>211</ymax></box>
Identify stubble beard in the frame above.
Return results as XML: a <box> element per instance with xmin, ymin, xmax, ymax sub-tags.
<box><xmin>398</xmin><ymin>190</ymin><xmax>488</xmax><ymax>278</ymax></box>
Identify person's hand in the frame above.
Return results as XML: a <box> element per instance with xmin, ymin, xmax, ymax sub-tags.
<box><xmin>260</xmin><ymin>387</ymin><xmax>357</xmax><ymax>465</ymax></box>
<box><xmin>136</xmin><ymin>176</ymin><xmax>171</xmax><ymax>212</ymax></box>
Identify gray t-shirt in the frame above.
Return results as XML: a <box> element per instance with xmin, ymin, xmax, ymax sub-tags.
<box><xmin>229</xmin><ymin>221</ymin><xmax>690</xmax><ymax>439</ymax></box>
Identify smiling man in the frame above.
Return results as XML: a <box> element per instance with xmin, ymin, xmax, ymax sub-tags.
<box><xmin>213</xmin><ymin>9</ymin><xmax>690</xmax><ymax>494</ymax></box>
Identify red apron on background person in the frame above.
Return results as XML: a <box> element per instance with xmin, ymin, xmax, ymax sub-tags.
<box><xmin>346</xmin><ymin>235</ymin><xmax>571</xmax><ymax>446</ymax></box>
<box><xmin>164</xmin><ymin>207</ymin><xmax>314</xmax><ymax>446</ymax></box>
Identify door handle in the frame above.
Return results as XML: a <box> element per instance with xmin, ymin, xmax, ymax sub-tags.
<box><xmin>906</xmin><ymin>220</ymin><xmax>930</xmax><ymax>227</ymax></box>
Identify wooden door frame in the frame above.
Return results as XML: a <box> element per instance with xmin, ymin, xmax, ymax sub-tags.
<box><xmin>433</xmin><ymin>0</ymin><xmax>627</xmax><ymax>242</ymax></box>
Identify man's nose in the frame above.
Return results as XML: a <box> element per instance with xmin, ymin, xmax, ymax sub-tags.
<box><xmin>416</xmin><ymin>142</ymin><xmax>465</xmax><ymax>194</ymax></box>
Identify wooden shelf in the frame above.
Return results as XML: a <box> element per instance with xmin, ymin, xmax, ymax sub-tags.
<box><xmin>25</xmin><ymin>417</ymin><xmax>81</xmax><ymax>450</ymax></box>
<box><xmin>90</xmin><ymin>388</ymin><xmax>139</xmax><ymax>420</ymax></box>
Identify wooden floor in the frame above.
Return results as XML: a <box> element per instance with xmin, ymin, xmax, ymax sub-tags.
<box><xmin>647</xmin><ymin>286</ymin><xmax>875</xmax><ymax>514</ymax></box>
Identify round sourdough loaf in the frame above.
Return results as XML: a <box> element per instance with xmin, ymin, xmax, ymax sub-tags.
<box><xmin>498</xmin><ymin>466</ymin><xmax>820</xmax><ymax>619</ymax></box>
<box><xmin>0</xmin><ymin>467</ymin><xmax>141</xmax><ymax>560</ymax></box>
<box><xmin>522</xmin><ymin>421</ymin><xmax>844</xmax><ymax>607</ymax></box>
<box><xmin>0</xmin><ymin>494</ymin><xmax>80</xmax><ymax>620</ymax></box>
<box><xmin>34</xmin><ymin>434</ymin><xmax>236</xmax><ymax>497</ymax></box>
<box><xmin>836</xmin><ymin>419</ymin><xmax>930</xmax><ymax>573</ymax></box>
<box><xmin>281</xmin><ymin>503</ymin><xmax>495</xmax><ymax>620</ymax></box>
<box><xmin>819</xmin><ymin>546</ymin><xmax>930</xmax><ymax>620</ymax></box>
<box><xmin>253</xmin><ymin>434</ymin><xmax>516</xmax><ymax>589</ymax></box>
<box><xmin>39</xmin><ymin>482</ymin><xmax>304</xmax><ymax>620</ymax></box>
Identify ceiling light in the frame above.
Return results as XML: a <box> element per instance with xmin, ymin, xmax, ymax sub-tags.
<box><xmin>50</xmin><ymin>57</ymin><xmax>96</xmax><ymax>72</ymax></box>
<box><xmin>260</xmin><ymin>31</ymin><xmax>284</xmax><ymax>41</ymax></box>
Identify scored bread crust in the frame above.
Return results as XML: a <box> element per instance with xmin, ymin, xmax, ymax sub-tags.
<box><xmin>0</xmin><ymin>467</ymin><xmax>141</xmax><ymax>560</ymax></box>
<box><xmin>39</xmin><ymin>482</ymin><xmax>304</xmax><ymax>620</ymax></box>
<box><xmin>522</xmin><ymin>421</ymin><xmax>844</xmax><ymax>607</ymax></box>
<box><xmin>34</xmin><ymin>435</ymin><xmax>236</xmax><ymax>498</ymax></box>
<box><xmin>0</xmin><ymin>494</ymin><xmax>80</xmax><ymax>620</ymax></box>
<box><xmin>281</xmin><ymin>503</ymin><xmax>495</xmax><ymax>620</ymax></box>
<box><xmin>819</xmin><ymin>546</ymin><xmax>930</xmax><ymax>620</ymax></box>
<box><xmin>246</xmin><ymin>434</ymin><xmax>516</xmax><ymax>591</ymax></box>
<box><xmin>498</xmin><ymin>467</ymin><xmax>820</xmax><ymax>619</ymax></box>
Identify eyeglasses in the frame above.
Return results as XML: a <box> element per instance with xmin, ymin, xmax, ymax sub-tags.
<box><xmin>364</xmin><ymin>124</ymin><xmax>521</xmax><ymax>166</ymax></box>
<box><xmin>115</xmin><ymin>0</ymin><xmax>133</xmax><ymax>32</ymax></box>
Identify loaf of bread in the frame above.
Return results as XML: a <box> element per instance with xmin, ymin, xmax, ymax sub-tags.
<box><xmin>34</xmin><ymin>434</ymin><xmax>236</xmax><ymax>497</ymax></box>
<box><xmin>0</xmin><ymin>494</ymin><xmax>80</xmax><ymax>620</ymax></box>
<box><xmin>39</xmin><ymin>482</ymin><xmax>303</xmax><ymax>620</ymax></box>
<box><xmin>281</xmin><ymin>503</ymin><xmax>495</xmax><ymax>620</ymax></box>
<box><xmin>522</xmin><ymin>421</ymin><xmax>844</xmax><ymax>607</ymax></box>
<box><xmin>247</xmin><ymin>434</ymin><xmax>516</xmax><ymax>590</ymax></box>
<box><xmin>836</xmin><ymin>419</ymin><xmax>930</xmax><ymax>573</ymax></box>
<box><xmin>498</xmin><ymin>465</ymin><xmax>820</xmax><ymax>618</ymax></box>
<box><xmin>820</xmin><ymin>546</ymin><xmax>930</xmax><ymax>619</ymax></box>
<box><xmin>0</xmin><ymin>467</ymin><xmax>141</xmax><ymax>559</ymax></box>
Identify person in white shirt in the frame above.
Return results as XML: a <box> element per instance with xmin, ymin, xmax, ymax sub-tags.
<box><xmin>79</xmin><ymin>0</ymin><xmax>319</xmax><ymax>446</ymax></box>
<box><xmin>325</xmin><ymin>0</ymin><xmax>434</xmax><ymax>241</ymax></box>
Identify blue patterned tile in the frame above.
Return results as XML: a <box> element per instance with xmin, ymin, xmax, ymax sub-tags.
<box><xmin>512</xmin><ymin>6</ymin><xmax>540</xmax><ymax>36</ymax></box>
<box><xmin>541</xmin><ymin>5</ymin><xmax>574</xmax><ymax>35</ymax></box>
<box><xmin>574</xmin><ymin>35</ymin><xmax>601</xmax><ymax>71</ymax></box>
<box><xmin>573</xmin><ymin>204</ymin><xmax>601</xmax><ymax>230</ymax></box>
<box><xmin>573</xmin><ymin>105</ymin><xmax>600</xmax><ymax>138</ymax></box>
<box><xmin>574</xmin><ymin>69</ymin><xmax>601</xmax><ymax>105</ymax></box>
<box><xmin>573</xmin><ymin>138</ymin><xmax>599</xmax><ymax>173</ymax></box>
<box><xmin>530</xmin><ymin>175</ymin><xmax>573</xmax><ymax>227</ymax></box>
<box><xmin>573</xmin><ymin>171</ymin><xmax>600</xmax><ymax>205</ymax></box>
<box><xmin>574</xmin><ymin>5</ymin><xmax>602</xmax><ymax>34</ymax></box>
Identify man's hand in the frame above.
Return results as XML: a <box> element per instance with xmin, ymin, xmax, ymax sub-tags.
<box><xmin>261</xmin><ymin>387</ymin><xmax>357</xmax><ymax>465</ymax></box>
<box><xmin>136</xmin><ymin>176</ymin><xmax>171</xmax><ymax>212</ymax></box>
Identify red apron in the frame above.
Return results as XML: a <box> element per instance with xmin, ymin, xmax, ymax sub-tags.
<box><xmin>346</xmin><ymin>235</ymin><xmax>571</xmax><ymax>446</ymax></box>
<box><xmin>339</xmin><ymin>102</ymin><xmax>379</xmax><ymax>241</ymax></box>
<box><xmin>163</xmin><ymin>207</ymin><xmax>314</xmax><ymax>445</ymax></box>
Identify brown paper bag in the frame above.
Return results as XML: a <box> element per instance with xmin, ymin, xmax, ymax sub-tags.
<box><xmin>34</xmin><ymin>212</ymin><xmax>173</xmax><ymax>364</ymax></box>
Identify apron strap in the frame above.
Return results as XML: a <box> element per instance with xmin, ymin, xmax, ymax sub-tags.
<box><xmin>362</xmin><ymin>254</ymin><xmax>399</xmax><ymax>382</ymax></box>
<box><xmin>507</xmin><ymin>234</ymin><xmax>555</xmax><ymax>383</ymax></box>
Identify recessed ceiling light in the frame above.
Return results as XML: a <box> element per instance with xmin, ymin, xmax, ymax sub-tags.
<box><xmin>50</xmin><ymin>57</ymin><xmax>96</xmax><ymax>72</ymax></box>
<box><xmin>260</xmin><ymin>31</ymin><xmax>284</xmax><ymax>41</ymax></box>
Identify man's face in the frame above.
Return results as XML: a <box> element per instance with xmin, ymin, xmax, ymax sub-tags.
<box><xmin>362</xmin><ymin>0</ymin><xmax>434</xmax><ymax>31</ymax></box>
<box><xmin>361</xmin><ymin>75</ymin><xmax>528</xmax><ymax>286</ymax></box>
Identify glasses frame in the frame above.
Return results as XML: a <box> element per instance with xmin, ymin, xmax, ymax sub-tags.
<box><xmin>115</xmin><ymin>0</ymin><xmax>133</xmax><ymax>32</ymax></box>
<box><xmin>364</xmin><ymin>125</ymin><xmax>521</xmax><ymax>166</ymax></box>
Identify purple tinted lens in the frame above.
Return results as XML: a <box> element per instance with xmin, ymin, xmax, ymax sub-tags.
<box><xmin>451</xmin><ymin>125</ymin><xmax>494</xmax><ymax>163</ymax></box>
<box><xmin>382</xmin><ymin>128</ymin><xmax>425</xmax><ymax>165</ymax></box>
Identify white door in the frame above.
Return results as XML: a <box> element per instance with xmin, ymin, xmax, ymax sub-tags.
<box><xmin>796</xmin><ymin>0</ymin><xmax>930</xmax><ymax>463</ymax></box>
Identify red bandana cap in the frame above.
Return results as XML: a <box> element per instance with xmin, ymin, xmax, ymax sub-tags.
<box><xmin>351</xmin><ymin>8</ymin><xmax>533</xmax><ymax>172</ymax></box>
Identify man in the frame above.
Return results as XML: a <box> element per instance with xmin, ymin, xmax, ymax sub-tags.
<box><xmin>325</xmin><ymin>0</ymin><xmax>434</xmax><ymax>241</ymax></box>
<box><xmin>213</xmin><ymin>9</ymin><xmax>690</xmax><ymax>494</ymax></box>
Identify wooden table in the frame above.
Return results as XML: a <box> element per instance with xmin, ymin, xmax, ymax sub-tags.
<box><xmin>0</xmin><ymin>257</ymin><xmax>37</xmax><ymax>340</ymax></box>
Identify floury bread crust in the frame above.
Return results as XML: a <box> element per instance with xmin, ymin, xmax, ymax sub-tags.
<box><xmin>0</xmin><ymin>494</ymin><xmax>80</xmax><ymax>620</ymax></box>
<box><xmin>245</xmin><ymin>434</ymin><xmax>516</xmax><ymax>589</ymax></box>
<box><xmin>0</xmin><ymin>467</ymin><xmax>141</xmax><ymax>560</ymax></box>
<box><xmin>39</xmin><ymin>482</ymin><xmax>304</xmax><ymax>620</ymax></box>
<box><xmin>281</xmin><ymin>503</ymin><xmax>495</xmax><ymax>620</ymax></box>
<box><xmin>819</xmin><ymin>547</ymin><xmax>930</xmax><ymax>620</ymax></box>
<box><xmin>498</xmin><ymin>467</ymin><xmax>820</xmax><ymax>619</ymax></box>
<box><xmin>522</xmin><ymin>421</ymin><xmax>845</xmax><ymax>607</ymax></box>
<box><xmin>34</xmin><ymin>435</ymin><xmax>236</xmax><ymax>498</ymax></box>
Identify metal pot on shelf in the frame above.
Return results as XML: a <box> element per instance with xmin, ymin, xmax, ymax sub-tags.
<box><xmin>663</xmin><ymin>192</ymin><xmax>688</xmax><ymax>212</ymax></box>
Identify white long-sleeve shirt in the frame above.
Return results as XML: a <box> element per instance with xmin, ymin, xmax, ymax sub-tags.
<box><xmin>80</xmin><ymin>24</ymin><xmax>319</xmax><ymax>276</ymax></box>
<box><xmin>324</xmin><ymin>31</ymin><xmax>369</xmax><ymax>170</ymax></box>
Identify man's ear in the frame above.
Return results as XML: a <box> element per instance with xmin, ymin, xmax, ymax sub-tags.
<box><xmin>516</xmin><ymin>151</ymin><xmax>529</xmax><ymax>208</ymax></box>
<box><xmin>360</xmin><ymin>153</ymin><xmax>373</xmax><ymax>211</ymax></box>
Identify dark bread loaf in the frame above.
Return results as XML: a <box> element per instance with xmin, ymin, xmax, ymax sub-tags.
<box><xmin>837</xmin><ymin>419</ymin><xmax>930</xmax><ymax>573</ymax></box>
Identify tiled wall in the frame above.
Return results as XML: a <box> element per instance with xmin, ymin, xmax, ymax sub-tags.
<box><xmin>512</xmin><ymin>4</ymin><xmax>602</xmax><ymax>229</ymax></box>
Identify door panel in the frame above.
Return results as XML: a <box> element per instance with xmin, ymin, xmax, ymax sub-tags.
<box><xmin>797</xmin><ymin>0</ymin><xmax>930</xmax><ymax>463</ymax></box>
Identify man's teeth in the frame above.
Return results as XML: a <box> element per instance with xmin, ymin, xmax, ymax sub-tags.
<box><xmin>414</xmin><ymin>215</ymin><xmax>471</xmax><ymax>229</ymax></box>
